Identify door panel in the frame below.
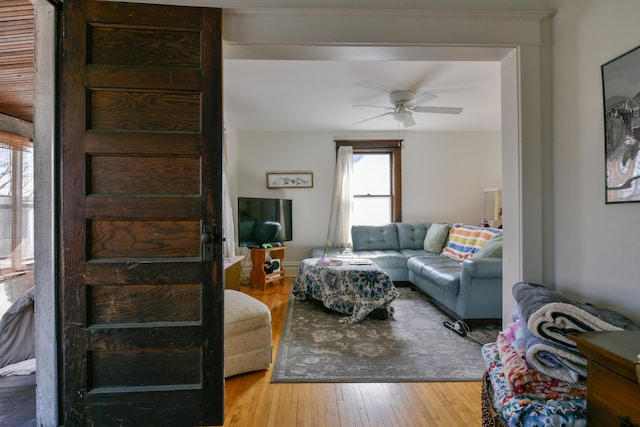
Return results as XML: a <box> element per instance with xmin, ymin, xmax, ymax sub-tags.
<box><xmin>60</xmin><ymin>1</ymin><xmax>223</xmax><ymax>425</ymax></box>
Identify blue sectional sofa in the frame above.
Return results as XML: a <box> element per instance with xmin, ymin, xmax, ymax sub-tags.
<box><xmin>310</xmin><ymin>222</ymin><xmax>503</xmax><ymax>322</ymax></box>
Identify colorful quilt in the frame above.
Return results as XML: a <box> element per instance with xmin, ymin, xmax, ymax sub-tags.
<box><xmin>482</xmin><ymin>342</ymin><xmax>587</xmax><ymax>427</ymax></box>
<box><xmin>441</xmin><ymin>224</ymin><xmax>501</xmax><ymax>261</ymax></box>
<box><xmin>496</xmin><ymin>331</ymin><xmax>586</xmax><ymax>400</ymax></box>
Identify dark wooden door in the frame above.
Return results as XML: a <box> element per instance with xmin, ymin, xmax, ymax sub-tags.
<box><xmin>59</xmin><ymin>1</ymin><xmax>224</xmax><ymax>425</ymax></box>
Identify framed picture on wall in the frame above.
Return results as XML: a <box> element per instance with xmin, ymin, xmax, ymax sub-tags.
<box><xmin>602</xmin><ymin>44</ymin><xmax>640</xmax><ymax>203</ymax></box>
<box><xmin>266</xmin><ymin>171</ymin><xmax>314</xmax><ymax>188</ymax></box>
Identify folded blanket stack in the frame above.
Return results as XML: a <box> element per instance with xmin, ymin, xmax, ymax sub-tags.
<box><xmin>495</xmin><ymin>328</ymin><xmax>586</xmax><ymax>400</ymax></box>
<box><xmin>481</xmin><ymin>281</ymin><xmax>639</xmax><ymax>427</ymax></box>
<box><xmin>513</xmin><ymin>281</ymin><xmax>639</xmax><ymax>383</ymax></box>
<box><xmin>482</xmin><ymin>342</ymin><xmax>587</xmax><ymax>427</ymax></box>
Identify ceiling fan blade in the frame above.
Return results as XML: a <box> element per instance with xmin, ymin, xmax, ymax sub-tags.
<box><xmin>353</xmin><ymin>104</ymin><xmax>393</xmax><ymax>110</ymax></box>
<box><xmin>412</xmin><ymin>106</ymin><xmax>463</xmax><ymax>114</ymax></box>
<box><xmin>405</xmin><ymin>92</ymin><xmax>437</xmax><ymax>108</ymax></box>
<box><xmin>353</xmin><ymin>111</ymin><xmax>393</xmax><ymax>125</ymax></box>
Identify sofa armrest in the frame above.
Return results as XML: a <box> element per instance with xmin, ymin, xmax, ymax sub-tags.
<box><xmin>457</xmin><ymin>258</ymin><xmax>502</xmax><ymax>320</ymax></box>
<box><xmin>461</xmin><ymin>258</ymin><xmax>502</xmax><ymax>278</ymax></box>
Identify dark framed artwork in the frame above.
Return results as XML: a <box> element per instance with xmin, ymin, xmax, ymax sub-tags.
<box><xmin>602</xmin><ymin>44</ymin><xmax>640</xmax><ymax>203</ymax></box>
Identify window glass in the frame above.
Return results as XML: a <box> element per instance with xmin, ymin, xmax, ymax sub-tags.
<box><xmin>22</xmin><ymin>147</ymin><xmax>34</xmax><ymax>261</ymax></box>
<box><xmin>352</xmin><ymin>153</ymin><xmax>392</xmax><ymax>225</ymax></box>
<box><xmin>0</xmin><ymin>146</ymin><xmax>12</xmax><ymax>262</ymax></box>
<box><xmin>352</xmin><ymin>197</ymin><xmax>391</xmax><ymax>226</ymax></box>
<box><xmin>352</xmin><ymin>154</ymin><xmax>390</xmax><ymax>195</ymax></box>
<box><xmin>0</xmin><ymin>146</ymin><xmax>11</xmax><ymax>197</ymax></box>
<box><xmin>0</xmin><ymin>142</ymin><xmax>34</xmax><ymax>272</ymax></box>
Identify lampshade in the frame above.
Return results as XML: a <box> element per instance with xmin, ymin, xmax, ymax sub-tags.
<box><xmin>392</xmin><ymin>110</ymin><xmax>415</xmax><ymax>127</ymax></box>
<box><xmin>392</xmin><ymin>110</ymin><xmax>411</xmax><ymax>122</ymax></box>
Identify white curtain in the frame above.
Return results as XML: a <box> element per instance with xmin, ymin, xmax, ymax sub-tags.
<box><xmin>222</xmin><ymin>133</ymin><xmax>236</xmax><ymax>257</ymax></box>
<box><xmin>326</xmin><ymin>145</ymin><xmax>353</xmax><ymax>248</ymax></box>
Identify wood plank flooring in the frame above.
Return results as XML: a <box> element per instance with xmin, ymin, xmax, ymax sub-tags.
<box><xmin>219</xmin><ymin>279</ymin><xmax>483</xmax><ymax>427</ymax></box>
<box><xmin>0</xmin><ymin>278</ymin><xmax>483</xmax><ymax>426</ymax></box>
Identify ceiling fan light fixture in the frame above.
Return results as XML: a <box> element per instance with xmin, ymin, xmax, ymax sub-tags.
<box><xmin>392</xmin><ymin>109</ymin><xmax>415</xmax><ymax>127</ymax></box>
<box><xmin>392</xmin><ymin>110</ymin><xmax>411</xmax><ymax>123</ymax></box>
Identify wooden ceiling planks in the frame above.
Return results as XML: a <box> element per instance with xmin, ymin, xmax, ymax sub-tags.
<box><xmin>0</xmin><ymin>0</ymin><xmax>34</xmax><ymax>123</ymax></box>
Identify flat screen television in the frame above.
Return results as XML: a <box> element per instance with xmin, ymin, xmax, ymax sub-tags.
<box><xmin>238</xmin><ymin>197</ymin><xmax>293</xmax><ymax>247</ymax></box>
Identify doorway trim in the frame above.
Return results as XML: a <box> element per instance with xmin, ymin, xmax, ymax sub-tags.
<box><xmin>34</xmin><ymin>5</ymin><xmax>547</xmax><ymax>426</ymax></box>
<box><xmin>32</xmin><ymin>0</ymin><xmax>58</xmax><ymax>425</ymax></box>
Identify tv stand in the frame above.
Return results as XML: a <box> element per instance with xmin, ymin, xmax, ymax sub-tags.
<box><xmin>249</xmin><ymin>246</ymin><xmax>286</xmax><ymax>290</ymax></box>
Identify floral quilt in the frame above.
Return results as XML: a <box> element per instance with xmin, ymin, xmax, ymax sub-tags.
<box><xmin>496</xmin><ymin>328</ymin><xmax>586</xmax><ymax>400</ymax></box>
<box><xmin>481</xmin><ymin>342</ymin><xmax>587</xmax><ymax>427</ymax></box>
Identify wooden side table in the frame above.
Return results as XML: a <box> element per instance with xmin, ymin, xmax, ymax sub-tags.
<box><xmin>571</xmin><ymin>331</ymin><xmax>640</xmax><ymax>427</ymax></box>
<box><xmin>223</xmin><ymin>255</ymin><xmax>244</xmax><ymax>290</ymax></box>
<box><xmin>249</xmin><ymin>246</ymin><xmax>286</xmax><ymax>290</ymax></box>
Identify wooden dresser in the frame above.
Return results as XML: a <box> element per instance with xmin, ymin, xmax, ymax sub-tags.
<box><xmin>224</xmin><ymin>255</ymin><xmax>244</xmax><ymax>290</ymax></box>
<box><xmin>572</xmin><ymin>331</ymin><xmax>640</xmax><ymax>427</ymax></box>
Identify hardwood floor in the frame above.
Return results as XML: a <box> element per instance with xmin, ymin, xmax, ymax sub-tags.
<box><xmin>0</xmin><ymin>278</ymin><xmax>482</xmax><ymax>426</ymax></box>
<box><xmin>219</xmin><ymin>279</ymin><xmax>483</xmax><ymax>427</ymax></box>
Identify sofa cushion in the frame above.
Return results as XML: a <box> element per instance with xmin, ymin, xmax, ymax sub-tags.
<box><xmin>472</xmin><ymin>233</ymin><xmax>503</xmax><ymax>258</ymax></box>
<box><xmin>406</xmin><ymin>256</ymin><xmax>461</xmax><ymax>295</ymax></box>
<box><xmin>423</xmin><ymin>223</ymin><xmax>450</xmax><ymax>253</ymax></box>
<box><xmin>396</xmin><ymin>222</ymin><xmax>430</xmax><ymax>249</ymax></box>
<box><xmin>351</xmin><ymin>224</ymin><xmax>399</xmax><ymax>251</ymax></box>
<box><xmin>400</xmin><ymin>248</ymin><xmax>432</xmax><ymax>258</ymax></box>
<box><xmin>442</xmin><ymin>224</ymin><xmax>502</xmax><ymax>261</ymax></box>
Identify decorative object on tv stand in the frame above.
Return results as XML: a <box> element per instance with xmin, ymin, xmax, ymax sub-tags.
<box><xmin>267</xmin><ymin>171</ymin><xmax>313</xmax><ymax>189</ymax></box>
<box><xmin>482</xmin><ymin>187</ymin><xmax>502</xmax><ymax>228</ymax></box>
<box><xmin>602</xmin><ymin>43</ymin><xmax>640</xmax><ymax>203</ymax></box>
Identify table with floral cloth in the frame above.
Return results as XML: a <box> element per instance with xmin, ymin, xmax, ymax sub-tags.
<box><xmin>292</xmin><ymin>258</ymin><xmax>399</xmax><ymax>323</ymax></box>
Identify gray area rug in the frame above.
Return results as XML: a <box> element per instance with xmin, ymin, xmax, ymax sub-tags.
<box><xmin>272</xmin><ymin>286</ymin><xmax>499</xmax><ymax>383</ymax></box>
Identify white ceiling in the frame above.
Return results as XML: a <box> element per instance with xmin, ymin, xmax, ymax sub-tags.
<box><xmin>223</xmin><ymin>59</ymin><xmax>501</xmax><ymax>133</ymax></box>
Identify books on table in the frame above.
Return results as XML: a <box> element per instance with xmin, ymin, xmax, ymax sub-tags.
<box><xmin>349</xmin><ymin>259</ymin><xmax>372</xmax><ymax>265</ymax></box>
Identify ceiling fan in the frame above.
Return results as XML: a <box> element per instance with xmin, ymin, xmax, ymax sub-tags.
<box><xmin>353</xmin><ymin>90</ymin><xmax>463</xmax><ymax>128</ymax></box>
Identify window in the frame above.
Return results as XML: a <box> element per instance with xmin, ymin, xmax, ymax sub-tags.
<box><xmin>0</xmin><ymin>133</ymin><xmax>34</xmax><ymax>276</ymax></box>
<box><xmin>335</xmin><ymin>140</ymin><xmax>402</xmax><ymax>225</ymax></box>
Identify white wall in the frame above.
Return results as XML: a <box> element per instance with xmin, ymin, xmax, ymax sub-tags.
<box><xmin>549</xmin><ymin>0</ymin><xmax>640</xmax><ymax>324</ymax></box>
<box><xmin>402</xmin><ymin>132</ymin><xmax>502</xmax><ymax>223</ymax></box>
<box><xmin>233</xmin><ymin>131</ymin><xmax>501</xmax><ymax>264</ymax></box>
